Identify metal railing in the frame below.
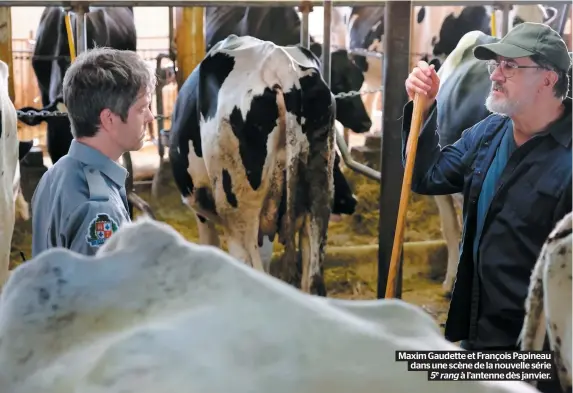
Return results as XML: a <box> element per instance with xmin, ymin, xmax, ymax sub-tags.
<box><xmin>12</xmin><ymin>48</ymin><xmax>178</xmax><ymax>145</ymax></box>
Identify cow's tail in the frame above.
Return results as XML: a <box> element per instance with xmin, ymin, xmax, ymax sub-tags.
<box><xmin>274</xmin><ymin>83</ymin><xmax>300</xmax><ymax>286</ymax></box>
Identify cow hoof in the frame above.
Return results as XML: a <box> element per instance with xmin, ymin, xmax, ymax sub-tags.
<box><xmin>442</xmin><ymin>290</ymin><xmax>452</xmax><ymax>299</ymax></box>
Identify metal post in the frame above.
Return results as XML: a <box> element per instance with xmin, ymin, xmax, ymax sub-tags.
<box><xmin>558</xmin><ymin>3</ymin><xmax>571</xmax><ymax>36</ymax></box>
<box><xmin>322</xmin><ymin>1</ymin><xmax>331</xmax><ymax>87</ymax></box>
<box><xmin>377</xmin><ymin>1</ymin><xmax>411</xmax><ymax>299</ymax></box>
<box><xmin>151</xmin><ymin>53</ymin><xmax>170</xmax><ymax>198</ymax></box>
<box><xmin>299</xmin><ymin>2</ymin><xmax>311</xmax><ymax>48</ymax></box>
<box><xmin>74</xmin><ymin>5</ymin><xmax>88</xmax><ymax>54</ymax></box>
<box><xmin>168</xmin><ymin>6</ymin><xmax>176</xmax><ymax>62</ymax></box>
<box><xmin>501</xmin><ymin>2</ymin><xmax>510</xmax><ymax>36</ymax></box>
<box><xmin>175</xmin><ymin>7</ymin><xmax>203</xmax><ymax>89</ymax></box>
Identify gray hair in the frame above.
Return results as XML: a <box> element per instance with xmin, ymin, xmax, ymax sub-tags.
<box><xmin>62</xmin><ymin>47</ymin><xmax>157</xmax><ymax>138</ymax></box>
<box><xmin>530</xmin><ymin>54</ymin><xmax>570</xmax><ymax>100</ymax></box>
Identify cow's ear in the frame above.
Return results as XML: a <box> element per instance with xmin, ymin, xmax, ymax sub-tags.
<box><xmin>197</xmin><ymin>52</ymin><xmax>235</xmax><ymax>121</ymax></box>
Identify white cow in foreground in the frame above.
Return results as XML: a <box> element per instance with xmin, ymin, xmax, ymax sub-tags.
<box><xmin>0</xmin><ymin>60</ymin><xmax>25</xmax><ymax>290</ymax></box>
<box><xmin>0</xmin><ymin>217</ymin><xmax>541</xmax><ymax>393</ymax></box>
<box><xmin>520</xmin><ymin>211</ymin><xmax>572</xmax><ymax>392</ymax></box>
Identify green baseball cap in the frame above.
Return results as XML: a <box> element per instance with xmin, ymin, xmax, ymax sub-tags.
<box><xmin>474</xmin><ymin>22</ymin><xmax>571</xmax><ymax>73</ymax></box>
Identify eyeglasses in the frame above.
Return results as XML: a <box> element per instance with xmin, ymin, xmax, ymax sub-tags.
<box><xmin>486</xmin><ymin>60</ymin><xmax>544</xmax><ymax>78</ymax></box>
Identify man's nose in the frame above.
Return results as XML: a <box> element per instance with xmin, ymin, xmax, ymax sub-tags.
<box><xmin>489</xmin><ymin>65</ymin><xmax>505</xmax><ymax>82</ymax></box>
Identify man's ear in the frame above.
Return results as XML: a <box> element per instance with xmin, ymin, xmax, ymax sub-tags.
<box><xmin>99</xmin><ymin>108</ymin><xmax>115</xmax><ymax>131</ymax></box>
<box><xmin>545</xmin><ymin>70</ymin><xmax>559</xmax><ymax>89</ymax></box>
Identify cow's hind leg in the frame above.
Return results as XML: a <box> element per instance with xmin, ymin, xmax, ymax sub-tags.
<box><xmin>301</xmin><ymin>149</ymin><xmax>333</xmax><ymax>296</ymax></box>
<box><xmin>434</xmin><ymin>194</ymin><xmax>460</xmax><ymax>296</ymax></box>
<box><xmin>300</xmin><ymin>215</ymin><xmax>326</xmax><ymax>296</ymax></box>
<box><xmin>182</xmin><ymin>194</ymin><xmax>221</xmax><ymax>247</ymax></box>
<box><xmin>225</xmin><ymin>213</ymin><xmax>265</xmax><ymax>272</ymax></box>
<box><xmin>194</xmin><ymin>213</ymin><xmax>220</xmax><ymax>248</ymax></box>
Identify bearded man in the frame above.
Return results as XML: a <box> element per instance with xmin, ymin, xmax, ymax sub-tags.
<box><xmin>401</xmin><ymin>22</ymin><xmax>571</xmax><ymax>393</ymax></box>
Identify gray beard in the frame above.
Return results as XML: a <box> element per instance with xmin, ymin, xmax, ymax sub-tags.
<box><xmin>485</xmin><ymin>91</ymin><xmax>520</xmax><ymax>117</ymax></box>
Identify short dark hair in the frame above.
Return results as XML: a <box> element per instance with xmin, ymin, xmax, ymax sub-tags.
<box><xmin>62</xmin><ymin>47</ymin><xmax>157</xmax><ymax>138</ymax></box>
<box><xmin>530</xmin><ymin>54</ymin><xmax>570</xmax><ymax>100</ymax></box>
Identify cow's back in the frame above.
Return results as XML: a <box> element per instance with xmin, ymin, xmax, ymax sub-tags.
<box><xmin>87</xmin><ymin>7</ymin><xmax>137</xmax><ymax>51</ymax></box>
<box><xmin>436</xmin><ymin>31</ymin><xmax>497</xmax><ymax>146</ymax></box>
<box><xmin>32</xmin><ymin>7</ymin><xmax>64</xmax><ymax>107</ymax></box>
<box><xmin>205</xmin><ymin>7</ymin><xmax>301</xmax><ymax>51</ymax></box>
<box><xmin>205</xmin><ymin>7</ymin><xmax>247</xmax><ymax>51</ymax></box>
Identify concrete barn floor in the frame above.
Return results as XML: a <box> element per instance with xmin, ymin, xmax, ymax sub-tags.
<box><xmin>10</xmin><ymin>140</ymin><xmax>452</xmax><ymax>328</ymax></box>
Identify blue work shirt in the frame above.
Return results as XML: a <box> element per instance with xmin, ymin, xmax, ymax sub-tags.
<box><xmin>401</xmin><ymin>99</ymin><xmax>572</xmax><ymax>349</ymax></box>
<box><xmin>31</xmin><ymin>140</ymin><xmax>131</xmax><ymax>257</ymax></box>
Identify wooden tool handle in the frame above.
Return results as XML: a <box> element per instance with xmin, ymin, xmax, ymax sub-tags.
<box><xmin>385</xmin><ymin>93</ymin><xmax>427</xmax><ymax>298</ymax></box>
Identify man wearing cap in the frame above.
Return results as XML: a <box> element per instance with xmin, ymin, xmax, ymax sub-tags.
<box><xmin>402</xmin><ymin>22</ymin><xmax>571</xmax><ymax>392</ymax></box>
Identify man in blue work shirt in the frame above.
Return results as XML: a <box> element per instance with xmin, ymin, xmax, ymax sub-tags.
<box><xmin>31</xmin><ymin>47</ymin><xmax>156</xmax><ymax>257</ymax></box>
<box><xmin>403</xmin><ymin>22</ymin><xmax>571</xmax><ymax>393</ymax></box>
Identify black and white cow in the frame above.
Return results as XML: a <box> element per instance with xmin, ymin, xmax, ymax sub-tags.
<box><xmin>169</xmin><ymin>35</ymin><xmax>336</xmax><ymax>295</ymax></box>
<box><xmin>0</xmin><ymin>60</ymin><xmax>33</xmax><ymax>289</ymax></box>
<box><xmin>519</xmin><ymin>211</ymin><xmax>572</xmax><ymax>392</ymax></box>
<box><xmin>205</xmin><ymin>7</ymin><xmax>371</xmax><ymax>135</ymax></box>
<box><xmin>202</xmin><ymin>6</ymin><xmax>374</xmax><ymax>220</ymax></box>
<box><xmin>347</xmin><ymin>5</ymin><xmax>492</xmax><ymax>125</ymax></box>
<box><xmin>346</xmin><ymin>5</ymin><xmax>558</xmax><ymax>128</ymax></box>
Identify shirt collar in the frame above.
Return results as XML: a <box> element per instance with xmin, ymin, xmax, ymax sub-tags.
<box><xmin>68</xmin><ymin>140</ymin><xmax>128</xmax><ymax>187</ymax></box>
<box><xmin>547</xmin><ymin>100</ymin><xmax>572</xmax><ymax>148</ymax></box>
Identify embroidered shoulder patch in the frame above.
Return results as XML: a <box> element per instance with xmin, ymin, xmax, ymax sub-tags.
<box><xmin>86</xmin><ymin>213</ymin><xmax>119</xmax><ymax>247</ymax></box>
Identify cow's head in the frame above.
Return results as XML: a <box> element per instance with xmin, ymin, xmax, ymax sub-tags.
<box><xmin>309</xmin><ymin>43</ymin><xmax>372</xmax><ymax>134</ymax></box>
<box><xmin>432</xmin><ymin>6</ymin><xmax>491</xmax><ymax>58</ymax></box>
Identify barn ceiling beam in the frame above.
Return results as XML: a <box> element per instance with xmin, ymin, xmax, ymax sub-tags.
<box><xmin>1</xmin><ymin>1</ymin><xmax>569</xmax><ymax>6</ymax></box>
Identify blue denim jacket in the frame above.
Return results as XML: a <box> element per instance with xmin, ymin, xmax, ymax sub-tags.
<box><xmin>401</xmin><ymin>99</ymin><xmax>572</xmax><ymax>348</ymax></box>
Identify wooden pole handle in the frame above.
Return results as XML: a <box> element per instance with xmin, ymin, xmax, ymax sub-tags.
<box><xmin>385</xmin><ymin>93</ymin><xmax>427</xmax><ymax>298</ymax></box>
